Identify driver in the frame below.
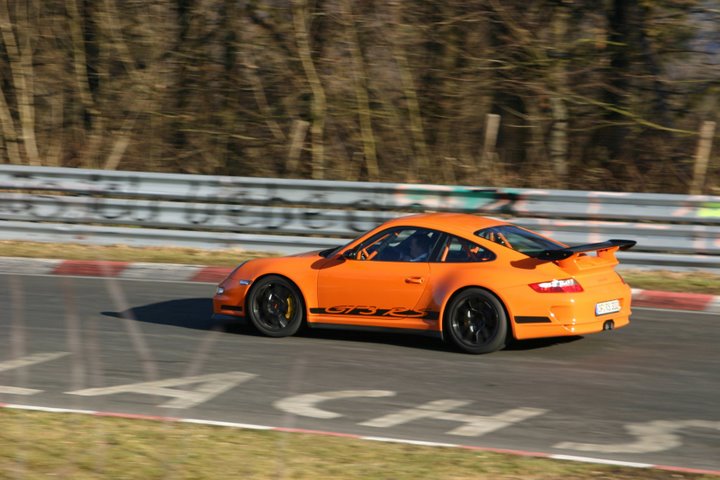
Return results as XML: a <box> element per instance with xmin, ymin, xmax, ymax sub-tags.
<box><xmin>403</xmin><ymin>234</ymin><xmax>432</xmax><ymax>262</ymax></box>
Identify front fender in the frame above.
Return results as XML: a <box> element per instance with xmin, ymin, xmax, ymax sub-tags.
<box><xmin>239</xmin><ymin>256</ymin><xmax>325</xmax><ymax>316</ymax></box>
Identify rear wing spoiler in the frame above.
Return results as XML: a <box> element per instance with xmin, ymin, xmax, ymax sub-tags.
<box><xmin>531</xmin><ymin>239</ymin><xmax>637</xmax><ymax>262</ymax></box>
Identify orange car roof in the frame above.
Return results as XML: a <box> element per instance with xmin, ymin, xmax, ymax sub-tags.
<box><xmin>382</xmin><ymin>213</ymin><xmax>509</xmax><ymax>238</ymax></box>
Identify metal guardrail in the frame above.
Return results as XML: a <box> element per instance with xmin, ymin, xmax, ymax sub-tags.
<box><xmin>1</xmin><ymin>165</ymin><xmax>719</xmax><ymax>271</ymax></box>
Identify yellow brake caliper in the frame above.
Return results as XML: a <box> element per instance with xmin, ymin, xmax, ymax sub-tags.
<box><xmin>285</xmin><ymin>296</ymin><xmax>295</xmax><ymax>320</ymax></box>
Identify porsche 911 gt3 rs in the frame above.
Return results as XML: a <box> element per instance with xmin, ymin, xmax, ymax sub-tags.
<box><xmin>213</xmin><ymin>213</ymin><xmax>635</xmax><ymax>353</ymax></box>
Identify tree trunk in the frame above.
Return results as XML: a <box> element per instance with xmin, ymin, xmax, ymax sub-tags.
<box><xmin>344</xmin><ymin>0</ymin><xmax>379</xmax><ymax>181</ymax></box>
<box><xmin>292</xmin><ymin>0</ymin><xmax>326</xmax><ymax>180</ymax></box>
<box><xmin>0</xmin><ymin>1</ymin><xmax>40</xmax><ymax>165</ymax></box>
<box><xmin>0</xmin><ymin>83</ymin><xmax>21</xmax><ymax>164</ymax></box>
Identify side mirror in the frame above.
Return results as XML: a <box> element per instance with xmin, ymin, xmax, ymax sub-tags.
<box><xmin>342</xmin><ymin>249</ymin><xmax>357</xmax><ymax>260</ymax></box>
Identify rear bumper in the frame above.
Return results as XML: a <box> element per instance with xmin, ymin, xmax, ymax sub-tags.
<box><xmin>513</xmin><ymin>314</ymin><xmax>630</xmax><ymax>339</ymax></box>
<box><xmin>509</xmin><ymin>283</ymin><xmax>632</xmax><ymax>340</ymax></box>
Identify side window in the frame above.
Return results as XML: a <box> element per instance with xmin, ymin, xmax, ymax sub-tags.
<box><xmin>354</xmin><ymin>227</ymin><xmax>438</xmax><ymax>262</ymax></box>
<box><xmin>440</xmin><ymin>235</ymin><xmax>495</xmax><ymax>263</ymax></box>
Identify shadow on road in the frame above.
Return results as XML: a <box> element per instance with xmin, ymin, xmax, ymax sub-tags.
<box><xmin>100</xmin><ymin>298</ymin><xmax>449</xmax><ymax>351</ymax></box>
<box><xmin>102</xmin><ymin>299</ymin><xmax>582</xmax><ymax>353</ymax></box>
<box><xmin>297</xmin><ymin>328</ymin><xmax>451</xmax><ymax>353</ymax></box>
<box><xmin>102</xmin><ymin>298</ymin><xmax>229</xmax><ymax>331</ymax></box>
<box><xmin>505</xmin><ymin>336</ymin><xmax>583</xmax><ymax>351</ymax></box>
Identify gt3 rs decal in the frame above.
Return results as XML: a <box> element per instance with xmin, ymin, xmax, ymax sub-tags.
<box><xmin>310</xmin><ymin>306</ymin><xmax>439</xmax><ymax>320</ymax></box>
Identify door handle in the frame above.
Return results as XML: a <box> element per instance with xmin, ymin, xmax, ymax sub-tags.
<box><xmin>405</xmin><ymin>277</ymin><xmax>424</xmax><ymax>284</ymax></box>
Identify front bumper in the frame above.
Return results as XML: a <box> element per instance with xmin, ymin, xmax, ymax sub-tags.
<box><xmin>213</xmin><ymin>280</ymin><xmax>252</xmax><ymax>318</ymax></box>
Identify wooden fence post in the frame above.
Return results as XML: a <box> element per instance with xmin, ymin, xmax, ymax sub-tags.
<box><xmin>286</xmin><ymin>119</ymin><xmax>309</xmax><ymax>175</ymax></box>
<box><xmin>481</xmin><ymin>113</ymin><xmax>501</xmax><ymax>171</ymax></box>
<box><xmin>690</xmin><ymin>121</ymin><xmax>716</xmax><ymax>195</ymax></box>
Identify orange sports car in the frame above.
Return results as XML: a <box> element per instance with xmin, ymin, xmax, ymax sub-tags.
<box><xmin>212</xmin><ymin>213</ymin><xmax>635</xmax><ymax>353</ymax></box>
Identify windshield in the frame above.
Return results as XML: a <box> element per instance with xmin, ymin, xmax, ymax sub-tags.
<box><xmin>319</xmin><ymin>231</ymin><xmax>367</xmax><ymax>258</ymax></box>
<box><xmin>475</xmin><ymin>225</ymin><xmax>563</xmax><ymax>256</ymax></box>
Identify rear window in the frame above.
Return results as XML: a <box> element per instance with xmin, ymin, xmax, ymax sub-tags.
<box><xmin>475</xmin><ymin>225</ymin><xmax>563</xmax><ymax>256</ymax></box>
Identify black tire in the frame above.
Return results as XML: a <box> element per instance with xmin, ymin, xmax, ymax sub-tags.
<box><xmin>444</xmin><ymin>288</ymin><xmax>508</xmax><ymax>354</ymax></box>
<box><xmin>246</xmin><ymin>275</ymin><xmax>305</xmax><ymax>337</ymax></box>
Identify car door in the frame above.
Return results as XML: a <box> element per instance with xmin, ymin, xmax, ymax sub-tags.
<box><xmin>314</xmin><ymin>227</ymin><xmax>438</xmax><ymax>330</ymax></box>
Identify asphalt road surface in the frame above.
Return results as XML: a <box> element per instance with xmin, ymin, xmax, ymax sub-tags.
<box><xmin>0</xmin><ymin>273</ymin><xmax>718</xmax><ymax>472</ymax></box>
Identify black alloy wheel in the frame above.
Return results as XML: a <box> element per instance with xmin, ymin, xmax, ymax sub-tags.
<box><xmin>247</xmin><ymin>275</ymin><xmax>305</xmax><ymax>337</ymax></box>
<box><xmin>445</xmin><ymin>288</ymin><xmax>508</xmax><ymax>354</ymax></box>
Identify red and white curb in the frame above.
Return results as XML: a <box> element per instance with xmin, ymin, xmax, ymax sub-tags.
<box><xmin>631</xmin><ymin>288</ymin><xmax>720</xmax><ymax>313</ymax></box>
<box><xmin>1</xmin><ymin>257</ymin><xmax>717</xmax><ymax>314</ymax></box>
<box><xmin>0</xmin><ymin>257</ymin><xmax>233</xmax><ymax>283</ymax></box>
<box><xmin>1</xmin><ymin>402</ymin><xmax>718</xmax><ymax>476</ymax></box>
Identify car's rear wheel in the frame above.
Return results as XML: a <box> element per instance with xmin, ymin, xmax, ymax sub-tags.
<box><xmin>247</xmin><ymin>275</ymin><xmax>305</xmax><ymax>337</ymax></box>
<box><xmin>444</xmin><ymin>288</ymin><xmax>508</xmax><ymax>354</ymax></box>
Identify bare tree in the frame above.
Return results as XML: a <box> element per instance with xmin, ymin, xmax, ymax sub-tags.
<box><xmin>0</xmin><ymin>0</ymin><xmax>716</xmax><ymax>193</ymax></box>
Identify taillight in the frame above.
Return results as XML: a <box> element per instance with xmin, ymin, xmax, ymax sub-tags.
<box><xmin>529</xmin><ymin>278</ymin><xmax>583</xmax><ymax>293</ymax></box>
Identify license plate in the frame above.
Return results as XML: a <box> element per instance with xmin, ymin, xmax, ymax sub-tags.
<box><xmin>595</xmin><ymin>300</ymin><xmax>621</xmax><ymax>316</ymax></box>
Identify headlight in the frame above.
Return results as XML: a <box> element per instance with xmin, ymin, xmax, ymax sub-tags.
<box><xmin>216</xmin><ymin>287</ymin><xmax>225</xmax><ymax>295</ymax></box>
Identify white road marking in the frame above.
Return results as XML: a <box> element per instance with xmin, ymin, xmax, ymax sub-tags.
<box><xmin>0</xmin><ymin>348</ymin><xmax>715</xmax><ymax>461</ymax></box>
<box><xmin>66</xmin><ymin>372</ymin><xmax>257</xmax><ymax>409</ymax></box>
<box><xmin>360</xmin><ymin>400</ymin><xmax>547</xmax><ymax>437</ymax></box>
<box><xmin>0</xmin><ymin>386</ymin><xmax>42</xmax><ymax>395</ymax></box>
<box><xmin>554</xmin><ymin>420</ymin><xmax>720</xmax><ymax>453</ymax></box>
<box><xmin>274</xmin><ymin>390</ymin><xmax>395</xmax><ymax>419</ymax></box>
<box><xmin>3</xmin><ymin>404</ymin><xmax>96</xmax><ymax>415</ymax></box>
<box><xmin>550</xmin><ymin>454</ymin><xmax>653</xmax><ymax>468</ymax></box>
<box><xmin>0</xmin><ymin>352</ymin><xmax>70</xmax><ymax>395</ymax></box>
<box><xmin>363</xmin><ymin>436</ymin><xmax>458</xmax><ymax>447</ymax></box>
<box><xmin>0</xmin><ymin>352</ymin><xmax>70</xmax><ymax>373</ymax></box>
<box><xmin>181</xmin><ymin>418</ymin><xmax>273</xmax><ymax>430</ymax></box>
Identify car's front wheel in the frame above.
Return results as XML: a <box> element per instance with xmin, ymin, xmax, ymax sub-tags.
<box><xmin>444</xmin><ymin>288</ymin><xmax>508</xmax><ymax>354</ymax></box>
<box><xmin>247</xmin><ymin>275</ymin><xmax>305</xmax><ymax>337</ymax></box>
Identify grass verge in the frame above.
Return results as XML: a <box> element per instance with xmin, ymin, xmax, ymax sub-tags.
<box><xmin>0</xmin><ymin>240</ymin><xmax>272</xmax><ymax>266</ymax></box>
<box><xmin>0</xmin><ymin>241</ymin><xmax>719</xmax><ymax>294</ymax></box>
<box><xmin>1</xmin><ymin>409</ymin><xmax>716</xmax><ymax>480</ymax></box>
<box><xmin>620</xmin><ymin>270</ymin><xmax>720</xmax><ymax>295</ymax></box>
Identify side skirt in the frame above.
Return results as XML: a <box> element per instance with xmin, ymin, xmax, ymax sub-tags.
<box><xmin>307</xmin><ymin>322</ymin><xmax>443</xmax><ymax>339</ymax></box>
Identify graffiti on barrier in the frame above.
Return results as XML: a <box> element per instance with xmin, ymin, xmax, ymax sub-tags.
<box><xmin>0</xmin><ymin>172</ymin><xmax>522</xmax><ymax>234</ymax></box>
<box><xmin>1</xmin><ymin>169</ymin><xmax>719</xmax><ymax>257</ymax></box>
